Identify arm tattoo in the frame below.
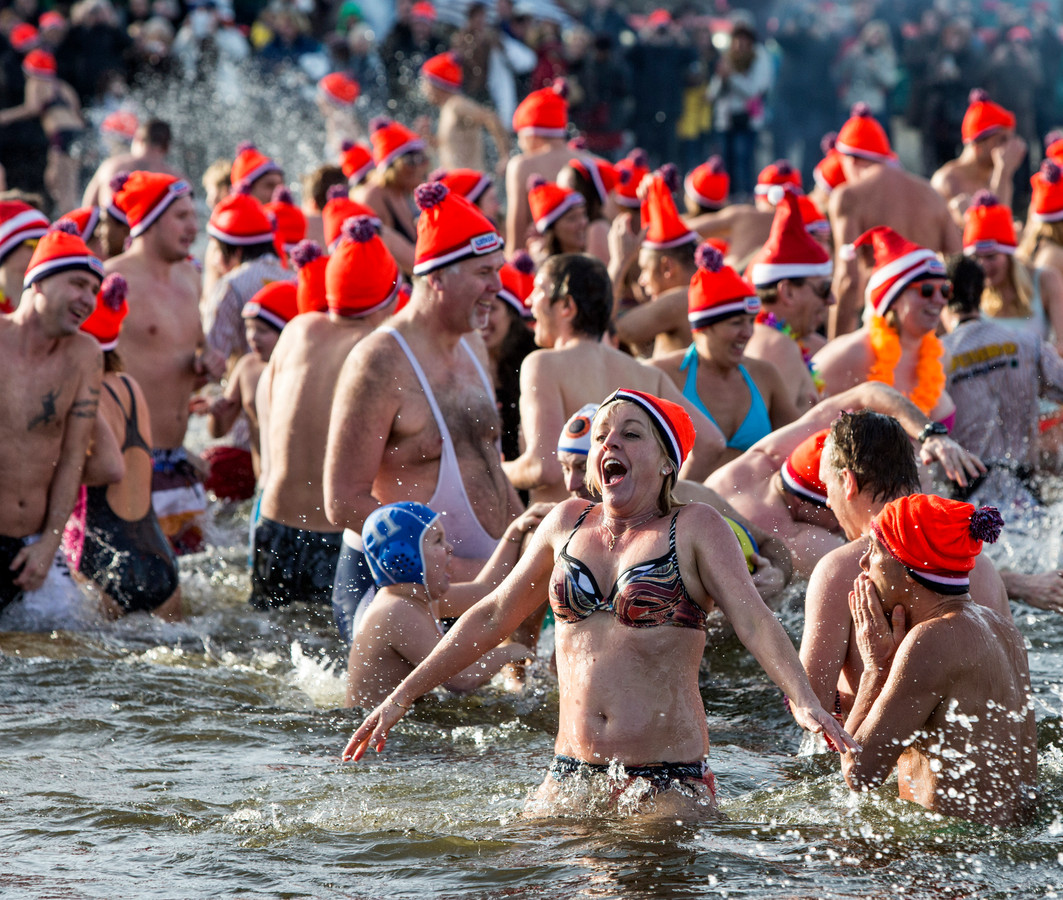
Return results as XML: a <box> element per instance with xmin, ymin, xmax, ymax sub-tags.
<box><xmin>69</xmin><ymin>399</ymin><xmax>99</xmax><ymax>419</ymax></box>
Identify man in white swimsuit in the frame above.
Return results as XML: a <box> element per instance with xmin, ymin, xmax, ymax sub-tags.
<box><xmin>324</xmin><ymin>181</ymin><xmax>522</xmax><ymax>642</ymax></box>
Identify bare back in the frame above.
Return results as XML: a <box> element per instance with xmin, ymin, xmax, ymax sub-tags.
<box><xmin>438</xmin><ymin>95</ymin><xmax>486</xmax><ymax>172</ymax></box>
<box><xmin>505</xmin><ymin>145</ymin><xmax>571</xmax><ymax>253</ymax></box>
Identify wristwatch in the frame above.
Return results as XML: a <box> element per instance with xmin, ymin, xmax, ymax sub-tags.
<box><xmin>917</xmin><ymin>421</ymin><xmax>949</xmax><ymax>443</ymax></box>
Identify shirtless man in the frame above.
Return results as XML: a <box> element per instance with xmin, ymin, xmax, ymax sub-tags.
<box><xmin>108</xmin><ymin>171</ymin><xmax>226</xmax><ymax>553</ymax></box>
<box><xmin>931</xmin><ymin>89</ymin><xmax>1027</xmax><ymax>229</ymax></box>
<box><xmin>0</xmin><ymin>226</ymin><xmax>103</xmax><ymax>616</ymax></box>
<box><xmin>419</xmin><ymin>51</ymin><xmax>509</xmax><ymax>175</ymax></box>
<box><xmin>840</xmin><ymin>493</ymin><xmax>1036</xmax><ymax>827</ymax></box>
<box><xmin>829</xmin><ymin>104</ymin><xmax>961</xmax><ymax>336</ymax></box>
<box><xmin>745</xmin><ymin>189</ymin><xmax>835</xmax><ymax>411</ymax></box>
<box><xmin>81</xmin><ymin>119</ymin><xmax>184</xmax><ymax>212</ymax></box>
<box><xmin>324</xmin><ymin>182</ymin><xmax>521</xmax><ymax>643</ymax></box>
<box><xmin>706</xmin><ymin>382</ymin><xmax>982</xmax><ymax>578</ymax></box>
<box><xmin>504</xmin><ymin>80</ymin><xmax>571</xmax><ymax>255</ymax></box>
<box><xmin>502</xmin><ymin>253</ymin><xmax>726</xmax><ymax>502</ymax></box>
<box><xmin>802</xmin><ymin>410</ymin><xmax>1005</xmax><ymax>722</ymax></box>
<box><xmin>252</xmin><ymin>217</ymin><xmax>401</xmax><ymax>610</ymax></box>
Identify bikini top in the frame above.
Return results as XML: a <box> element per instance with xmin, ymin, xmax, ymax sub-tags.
<box><xmin>680</xmin><ymin>346</ymin><xmax>771</xmax><ymax>452</ymax></box>
<box><xmin>549</xmin><ymin>503</ymin><xmax>706</xmax><ymax>630</ymax></box>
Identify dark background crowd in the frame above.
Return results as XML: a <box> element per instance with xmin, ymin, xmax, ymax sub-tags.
<box><xmin>2</xmin><ymin>0</ymin><xmax>1062</xmax><ymax>213</ymax></box>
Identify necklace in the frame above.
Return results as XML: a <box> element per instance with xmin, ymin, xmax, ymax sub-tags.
<box><xmin>867</xmin><ymin>315</ymin><xmax>945</xmax><ymax>414</ymax></box>
<box><xmin>755</xmin><ymin>311</ymin><xmax>825</xmax><ymax>392</ymax></box>
<box><xmin>601</xmin><ymin>510</ymin><xmax>659</xmax><ymax>551</ymax></box>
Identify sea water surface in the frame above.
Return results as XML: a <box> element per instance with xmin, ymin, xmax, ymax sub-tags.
<box><xmin>2</xmin><ymin>492</ymin><xmax>1063</xmax><ymax>900</ymax></box>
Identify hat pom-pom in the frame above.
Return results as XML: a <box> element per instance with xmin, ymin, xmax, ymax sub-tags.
<box><xmin>1042</xmin><ymin>160</ymin><xmax>1062</xmax><ymax>184</ymax></box>
<box><xmin>839</xmin><ymin>242</ymin><xmax>858</xmax><ymax>261</ymax></box>
<box><xmin>49</xmin><ymin>219</ymin><xmax>80</xmax><ymax>236</ymax></box>
<box><xmin>970</xmin><ymin>506</ymin><xmax>1004</xmax><ymax>543</ymax></box>
<box><xmin>850</xmin><ymin>101</ymin><xmax>872</xmax><ymax>118</ymax></box>
<box><xmin>971</xmin><ymin>189</ymin><xmax>998</xmax><ymax>208</ymax></box>
<box><xmin>415</xmin><ymin>180</ymin><xmax>449</xmax><ymax>210</ymax></box>
<box><xmin>551</xmin><ymin>77</ymin><xmax>568</xmax><ymax>99</ymax></box>
<box><xmin>99</xmin><ymin>273</ymin><xmax>127</xmax><ymax>311</ymax></box>
<box><xmin>369</xmin><ymin>115</ymin><xmax>391</xmax><ymax>134</ymax></box>
<box><xmin>511</xmin><ymin>249</ymin><xmax>535</xmax><ymax>275</ymax></box>
<box><xmin>1046</xmin><ymin>130</ymin><xmax>1063</xmax><ymax>147</ymax></box>
<box><xmin>629</xmin><ymin>148</ymin><xmax>649</xmax><ymax>169</ymax></box>
<box><xmin>235</xmin><ymin>141</ymin><xmax>256</xmax><ymax>155</ymax></box>
<box><xmin>706</xmin><ymin>155</ymin><xmax>725</xmax><ymax>174</ymax></box>
<box><xmin>326</xmin><ymin>184</ymin><xmax>349</xmax><ymax>203</ymax></box>
<box><xmin>527</xmin><ymin>174</ymin><xmax>547</xmax><ymax>192</ymax></box>
<box><xmin>291</xmin><ymin>239</ymin><xmax>323</xmax><ymax>269</ymax></box>
<box><xmin>617</xmin><ymin>167</ymin><xmax>631</xmax><ymax>186</ymax></box>
<box><xmin>271</xmin><ymin>185</ymin><xmax>294</xmax><ymax>205</ymax></box>
<box><xmin>969</xmin><ymin>87</ymin><xmax>990</xmax><ymax>105</ymax></box>
<box><xmin>766</xmin><ymin>184</ymin><xmax>786</xmax><ymax>206</ymax></box>
<box><xmin>820</xmin><ymin>131</ymin><xmax>838</xmax><ymax>154</ymax></box>
<box><xmin>695</xmin><ymin>242</ymin><xmax>724</xmax><ymax>273</ymax></box>
<box><xmin>773</xmin><ymin>159</ymin><xmax>793</xmax><ymax>175</ymax></box>
<box><xmin>341</xmin><ymin>214</ymin><xmax>377</xmax><ymax>244</ymax></box>
<box><xmin>340</xmin><ymin>139</ymin><xmax>356</xmax><ymax>152</ymax></box>
<box><xmin>109</xmin><ymin>171</ymin><xmax>130</xmax><ymax>194</ymax></box>
<box><xmin>658</xmin><ymin>163</ymin><xmax>679</xmax><ymax>193</ymax></box>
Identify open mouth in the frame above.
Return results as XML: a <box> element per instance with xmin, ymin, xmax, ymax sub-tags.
<box><xmin>602</xmin><ymin>458</ymin><xmax>628</xmax><ymax>486</ymax></box>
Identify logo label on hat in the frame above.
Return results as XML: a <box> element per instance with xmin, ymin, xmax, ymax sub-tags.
<box><xmin>743</xmin><ymin>295</ymin><xmax>761</xmax><ymax>313</ymax></box>
<box><xmin>471</xmin><ymin>233</ymin><xmax>502</xmax><ymax>255</ymax></box>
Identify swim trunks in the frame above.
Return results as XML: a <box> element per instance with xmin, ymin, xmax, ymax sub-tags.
<box><xmin>251</xmin><ymin>517</ymin><xmax>343</xmax><ymax>608</ymax></box>
<box><xmin>549</xmin><ymin>754</ymin><xmax>716</xmax><ymax>800</ymax></box>
<box><xmin>151</xmin><ymin>447</ymin><xmax>207</xmax><ymax>555</ymax></box>
<box><xmin>332</xmin><ymin>530</ymin><xmax>377</xmax><ymax>643</ymax></box>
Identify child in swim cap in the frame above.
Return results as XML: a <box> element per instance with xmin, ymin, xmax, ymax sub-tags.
<box><xmin>347</xmin><ymin>501</ymin><xmax>551</xmax><ymax>710</ymax></box>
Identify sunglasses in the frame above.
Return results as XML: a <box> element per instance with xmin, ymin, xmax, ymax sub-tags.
<box><xmin>916</xmin><ymin>281</ymin><xmax>952</xmax><ymax>300</ymax></box>
<box><xmin>808</xmin><ymin>280</ymin><xmax>833</xmax><ymax>299</ymax></box>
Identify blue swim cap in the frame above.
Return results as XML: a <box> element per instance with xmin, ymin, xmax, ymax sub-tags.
<box><xmin>362</xmin><ymin>502</ymin><xmax>440</xmax><ymax>588</ymax></box>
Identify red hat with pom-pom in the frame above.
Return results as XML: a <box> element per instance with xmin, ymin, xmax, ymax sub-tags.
<box><xmin>755</xmin><ymin>159</ymin><xmax>802</xmax><ymax>199</ymax></box>
<box><xmin>600</xmin><ymin>388</ymin><xmax>695</xmax><ymax>470</ymax></box>
<box><xmin>512</xmin><ymin>79</ymin><xmax>568</xmax><ymax>137</ymax></box>
<box><xmin>527</xmin><ymin>175</ymin><xmax>584</xmax><ymax>233</ymax></box>
<box><xmin>614</xmin><ymin>148</ymin><xmax>650</xmax><ymax>209</ymax></box>
<box><xmin>0</xmin><ymin>201</ymin><xmax>49</xmax><ymax>263</ymax></box>
<box><xmin>798</xmin><ymin>195</ymin><xmax>830</xmax><ymax>236</ymax></box>
<box><xmin>110</xmin><ymin>170</ymin><xmax>192</xmax><ymax>238</ymax></box>
<box><xmin>291</xmin><ymin>240</ymin><xmax>328</xmax><ymax>315</ymax></box>
<box><xmin>836</xmin><ymin>102</ymin><xmax>895</xmax><ymax>163</ymax></box>
<box><xmin>57</xmin><ymin>206</ymin><xmax>101</xmax><ymax>244</ymax></box>
<box><xmin>641</xmin><ymin>166</ymin><xmax>698</xmax><ymax>250</ymax></box>
<box><xmin>569</xmin><ymin>156</ymin><xmax>625</xmax><ymax>206</ymax></box>
<box><xmin>781</xmin><ymin>429</ymin><xmax>830</xmax><ymax>507</ymax></box>
<box><xmin>9</xmin><ymin>23</ymin><xmax>38</xmax><ymax>52</ymax></box>
<box><xmin>369</xmin><ymin>116</ymin><xmax>425</xmax><ymax>170</ymax></box>
<box><xmin>22</xmin><ymin>49</ymin><xmax>56</xmax><ymax>79</ymax></box>
<box><xmin>318</xmin><ymin>72</ymin><xmax>360</xmax><ymax>106</ymax></box>
<box><xmin>498</xmin><ymin>250</ymin><xmax>535</xmax><ymax>317</ymax></box>
<box><xmin>231</xmin><ymin>142</ymin><xmax>282</xmax><ymax>187</ymax></box>
<box><xmin>412</xmin><ymin>181</ymin><xmax>502</xmax><ymax>275</ymax></box>
<box><xmin>421</xmin><ymin>51</ymin><xmax>463</xmax><ymax>92</ymax></box>
<box><xmin>748</xmin><ymin>189</ymin><xmax>833</xmax><ymax>286</ymax></box>
<box><xmin>962</xmin><ymin>89</ymin><xmax>1015</xmax><ymax>144</ymax></box>
<box><xmin>321</xmin><ymin>184</ymin><xmax>380</xmax><ymax>248</ymax></box>
<box><xmin>207</xmin><ymin>189</ymin><xmax>274</xmax><ymax>246</ymax></box>
<box><xmin>431</xmin><ymin>167</ymin><xmax>493</xmax><ymax>205</ymax></box>
<box><xmin>687</xmin><ymin>242</ymin><xmax>760</xmax><ymax>329</ymax></box>
<box><xmin>1030</xmin><ymin>160</ymin><xmax>1063</xmax><ymax>222</ymax></box>
<box><xmin>326</xmin><ymin>215</ymin><xmax>402</xmax><ymax>317</ymax></box>
<box><xmin>23</xmin><ymin>221</ymin><xmax>104</xmax><ymax>289</ymax></box>
<box><xmin>81</xmin><ymin>273</ymin><xmax>128</xmax><ymax>351</ymax></box>
<box><xmin>845</xmin><ymin>226</ymin><xmax>945</xmax><ymax>316</ymax></box>
<box><xmin>684</xmin><ymin>156</ymin><xmax>729</xmax><ymax>211</ymax></box>
<box><xmin>242</xmin><ymin>280</ymin><xmax>298</xmax><ymax>331</ymax></box>
<box><xmin>871</xmin><ymin>494</ymin><xmax>1003</xmax><ymax>593</ymax></box>
<box><xmin>339</xmin><ymin>141</ymin><xmax>374</xmax><ymax>187</ymax></box>
<box><xmin>101</xmin><ymin>110</ymin><xmax>139</xmax><ymax>142</ymax></box>
<box><xmin>962</xmin><ymin>191</ymin><xmax>1016</xmax><ymax>255</ymax></box>
<box><xmin>265</xmin><ymin>185</ymin><xmax>307</xmax><ymax>259</ymax></box>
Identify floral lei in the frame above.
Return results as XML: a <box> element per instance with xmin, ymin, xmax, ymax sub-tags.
<box><xmin>867</xmin><ymin>315</ymin><xmax>945</xmax><ymax>414</ymax></box>
<box><xmin>755</xmin><ymin>311</ymin><xmax>825</xmax><ymax>392</ymax></box>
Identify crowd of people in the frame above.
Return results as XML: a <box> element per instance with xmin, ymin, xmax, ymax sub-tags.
<box><xmin>1</xmin><ymin>0</ymin><xmax>1061</xmax><ymax>828</ymax></box>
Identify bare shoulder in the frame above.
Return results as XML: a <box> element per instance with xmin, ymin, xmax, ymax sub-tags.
<box><xmin>812</xmin><ymin>329</ymin><xmax>867</xmax><ymax>366</ymax></box>
<box><xmin>648</xmin><ymin>348</ymin><xmax>685</xmax><ymax>376</ymax></box>
<box><xmin>929</xmin><ymin>160</ymin><xmax>957</xmax><ymax>194</ymax></box>
<box><xmin>808</xmin><ymin>540</ymin><xmax>862</xmax><ymax>597</ymax></box>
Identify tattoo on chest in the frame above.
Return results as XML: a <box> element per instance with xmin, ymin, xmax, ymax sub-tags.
<box><xmin>28</xmin><ymin>389</ymin><xmax>59</xmax><ymax>430</ymax></box>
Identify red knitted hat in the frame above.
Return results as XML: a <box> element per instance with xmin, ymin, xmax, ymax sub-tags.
<box><xmin>81</xmin><ymin>273</ymin><xmax>128</xmax><ymax>351</ymax></box>
<box><xmin>871</xmin><ymin>494</ymin><xmax>1004</xmax><ymax>593</ymax></box>
<box><xmin>242</xmin><ymin>280</ymin><xmax>298</xmax><ymax>331</ymax></box>
<box><xmin>291</xmin><ymin>240</ymin><xmax>328</xmax><ymax>314</ymax></box>
<box><xmin>688</xmin><ymin>242</ymin><xmax>760</xmax><ymax>330</ymax></box>
<box><xmin>57</xmin><ymin>206</ymin><xmax>101</xmax><ymax>244</ymax></box>
<box><xmin>498</xmin><ymin>250</ymin><xmax>535</xmax><ymax>317</ymax></box>
<box><xmin>23</xmin><ymin>222</ymin><xmax>105</xmax><ymax>289</ymax></box>
<box><xmin>527</xmin><ymin>175</ymin><xmax>584</xmax><ymax>233</ymax></box>
<box><xmin>326</xmin><ymin>215</ymin><xmax>402</xmax><ymax>317</ymax></box>
<box><xmin>339</xmin><ymin>140</ymin><xmax>374</xmax><ymax>187</ymax></box>
<box><xmin>431</xmin><ymin>167</ymin><xmax>493</xmax><ymax>205</ymax></box>
<box><xmin>1030</xmin><ymin>160</ymin><xmax>1063</xmax><ymax>222</ymax></box>
<box><xmin>601</xmin><ymin>388</ymin><xmax>695</xmax><ymax>469</ymax></box>
<box><xmin>0</xmin><ymin>201</ymin><xmax>49</xmax><ymax>263</ymax></box>
<box><xmin>641</xmin><ymin>167</ymin><xmax>697</xmax><ymax>250</ymax></box>
<box><xmin>1045</xmin><ymin>130</ymin><xmax>1063</xmax><ymax>165</ymax></box>
<box><xmin>755</xmin><ymin>159</ymin><xmax>802</xmax><ymax>198</ymax></box>
<box><xmin>813</xmin><ymin>148</ymin><xmax>847</xmax><ymax>194</ymax></box>
<box><xmin>614</xmin><ymin>149</ymin><xmax>650</xmax><ymax>209</ymax></box>
<box><xmin>319</xmin><ymin>72</ymin><xmax>360</xmax><ymax>106</ymax></box>
<box><xmin>322</xmin><ymin>186</ymin><xmax>380</xmax><ymax>248</ymax></box>
<box><xmin>569</xmin><ymin>156</ymin><xmax>625</xmax><ymax>205</ymax></box>
<box><xmin>101</xmin><ymin>110</ymin><xmax>138</xmax><ymax>141</ymax></box>
<box><xmin>207</xmin><ymin>190</ymin><xmax>274</xmax><ymax>247</ymax></box>
<box><xmin>836</xmin><ymin>103</ymin><xmax>894</xmax><ymax>163</ymax></box>
<box><xmin>369</xmin><ymin>116</ymin><xmax>425</xmax><ymax>170</ymax></box>
<box><xmin>410</xmin><ymin>1</ymin><xmax>436</xmax><ymax>20</ymax></box>
<box><xmin>412</xmin><ymin>181</ymin><xmax>502</xmax><ymax>275</ymax></box>
<box><xmin>231</xmin><ymin>142</ymin><xmax>282</xmax><ymax>188</ymax></box>
<box><xmin>265</xmin><ymin>186</ymin><xmax>307</xmax><ymax>257</ymax></box>
<box><xmin>962</xmin><ymin>89</ymin><xmax>1016</xmax><ymax>144</ymax></box>
<box><xmin>684</xmin><ymin>156</ymin><xmax>729</xmax><ymax>210</ymax></box>
<box><xmin>421</xmin><ymin>51</ymin><xmax>462</xmax><ymax>92</ymax></box>
<box><xmin>9</xmin><ymin>23</ymin><xmax>38</xmax><ymax>52</ymax></box>
<box><xmin>512</xmin><ymin>79</ymin><xmax>568</xmax><ymax>137</ymax></box>
<box><xmin>748</xmin><ymin>189</ymin><xmax>833</xmax><ymax>287</ymax></box>
<box><xmin>845</xmin><ymin>226</ymin><xmax>946</xmax><ymax>316</ymax></box>
<box><xmin>39</xmin><ymin>11</ymin><xmax>65</xmax><ymax>30</ymax></box>
<box><xmin>962</xmin><ymin>191</ymin><xmax>1016</xmax><ymax>255</ymax></box>
<box><xmin>22</xmin><ymin>48</ymin><xmax>57</xmax><ymax>79</ymax></box>
<box><xmin>110</xmin><ymin>171</ymin><xmax>192</xmax><ymax>238</ymax></box>
<box><xmin>781</xmin><ymin>428</ymin><xmax>830</xmax><ymax>506</ymax></box>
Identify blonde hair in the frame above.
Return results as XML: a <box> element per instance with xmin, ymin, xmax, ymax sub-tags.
<box><xmin>1017</xmin><ymin>218</ymin><xmax>1063</xmax><ymax>263</ymax></box>
<box><xmin>981</xmin><ymin>255</ymin><xmax>1033</xmax><ymax>318</ymax></box>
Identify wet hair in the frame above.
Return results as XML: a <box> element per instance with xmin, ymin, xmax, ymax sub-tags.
<box><xmin>103</xmin><ymin>348</ymin><xmax>124</xmax><ymax>373</ymax></box>
<box><xmin>540</xmin><ymin>253</ymin><xmax>612</xmax><ymax>338</ymax></box>
<box><xmin>826</xmin><ymin>410</ymin><xmax>920</xmax><ymax>503</ymax></box>
<box><xmin>302</xmin><ymin>164</ymin><xmax>346</xmax><ymax>212</ymax></box>
<box><xmin>945</xmin><ymin>252</ymin><xmax>984</xmax><ymax>316</ymax></box>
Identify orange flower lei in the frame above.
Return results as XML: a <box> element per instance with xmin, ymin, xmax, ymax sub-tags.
<box><xmin>867</xmin><ymin>315</ymin><xmax>945</xmax><ymax>414</ymax></box>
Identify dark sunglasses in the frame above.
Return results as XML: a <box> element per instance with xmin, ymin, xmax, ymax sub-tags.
<box><xmin>917</xmin><ymin>281</ymin><xmax>952</xmax><ymax>300</ymax></box>
<box><xmin>808</xmin><ymin>280</ymin><xmax>833</xmax><ymax>299</ymax></box>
